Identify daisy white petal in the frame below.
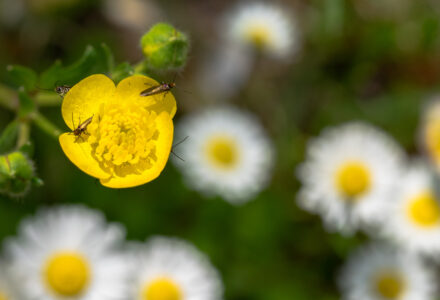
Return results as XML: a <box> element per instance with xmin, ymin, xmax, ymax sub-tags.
<box><xmin>224</xmin><ymin>2</ymin><xmax>298</xmax><ymax>58</ymax></box>
<box><xmin>128</xmin><ymin>236</ymin><xmax>223</xmax><ymax>300</ymax></box>
<box><xmin>3</xmin><ymin>205</ymin><xmax>130</xmax><ymax>300</ymax></box>
<box><xmin>174</xmin><ymin>107</ymin><xmax>274</xmax><ymax>204</ymax></box>
<box><xmin>380</xmin><ymin>161</ymin><xmax>440</xmax><ymax>257</ymax></box>
<box><xmin>339</xmin><ymin>243</ymin><xmax>436</xmax><ymax>300</ymax></box>
<box><xmin>297</xmin><ymin>122</ymin><xmax>405</xmax><ymax>234</ymax></box>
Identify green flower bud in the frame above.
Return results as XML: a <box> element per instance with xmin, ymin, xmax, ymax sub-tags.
<box><xmin>0</xmin><ymin>151</ymin><xmax>38</xmax><ymax>198</ymax></box>
<box><xmin>141</xmin><ymin>23</ymin><xmax>189</xmax><ymax>70</ymax></box>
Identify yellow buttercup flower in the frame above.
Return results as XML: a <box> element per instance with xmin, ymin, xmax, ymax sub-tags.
<box><xmin>59</xmin><ymin>74</ymin><xmax>176</xmax><ymax>188</ymax></box>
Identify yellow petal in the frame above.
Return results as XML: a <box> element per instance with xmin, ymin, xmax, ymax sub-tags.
<box><xmin>100</xmin><ymin>112</ymin><xmax>174</xmax><ymax>188</ymax></box>
<box><xmin>116</xmin><ymin>75</ymin><xmax>177</xmax><ymax>118</ymax></box>
<box><xmin>59</xmin><ymin>133</ymin><xmax>110</xmax><ymax>179</ymax></box>
<box><xmin>61</xmin><ymin>74</ymin><xmax>116</xmax><ymax>130</ymax></box>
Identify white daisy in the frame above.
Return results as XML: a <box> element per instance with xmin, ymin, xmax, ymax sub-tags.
<box><xmin>419</xmin><ymin>98</ymin><xmax>440</xmax><ymax>170</ymax></box>
<box><xmin>339</xmin><ymin>243</ymin><xmax>436</xmax><ymax>300</ymax></box>
<box><xmin>297</xmin><ymin>122</ymin><xmax>405</xmax><ymax>234</ymax></box>
<box><xmin>173</xmin><ymin>107</ymin><xmax>274</xmax><ymax>204</ymax></box>
<box><xmin>380</xmin><ymin>161</ymin><xmax>440</xmax><ymax>257</ymax></box>
<box><xmin>0</xmin><ymin>261</ymin><xmax>20</xmax><ymax>300</ymax></box>
<box><xmin>224</xmin><ymin>2</ymin><xmax>298</xmax><ymax>58</ymax></box>
<box><xmin>3</xmin><ymin>205</ymin><xmax>131</xmax><ymax>300</ymax></box>
<box><xmin>128</xmin><ymin>236</ymin><xmax>223</xmax><ymax>300</ymax></box>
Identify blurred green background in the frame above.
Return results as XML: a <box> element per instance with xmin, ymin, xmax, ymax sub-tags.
<box><xmin>1</xmin><ymin>0</ymin><xmax>440</xmax><ymax>299</ymax></box>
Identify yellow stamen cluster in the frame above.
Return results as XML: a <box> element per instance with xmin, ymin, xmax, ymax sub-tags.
<box><xmin>205</xmin><ymin>136</ymin><xmax>239</xmax><ymax>169</ymax></box>
<box><xmin>143</xmin><ymin>278</ymin><xmax>182</xmax><ymax>300</ymax></box>
<box><xmin>88</xmin><ymin>101</ymin><xmax>159</xmax><ymax>173</ymax></box>
<box><xmin>336</xmin><ymin>161</ymin><xmax>371</xmax><ymax>199</ymax></box>
<box><xmin>44</xmin><ymin>252</ymin><xmax>90</xmax><ymax>297</ymax></box>
<box><xmin>246</xmin><ymin>25</ymin><xmax>271</xmax><ymax>49</ymax></box>
<box><xmin>407</xmin><ymin>191</ymin><xmax>440</xmax><ymax>227</ymax></box>
<box><xmin>375</xmin><ymin>272</ymin><xmax>405</xmax><ymax>299</ymax></box>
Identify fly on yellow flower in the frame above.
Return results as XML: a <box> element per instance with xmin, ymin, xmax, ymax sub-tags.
<box><xmin>59</xmin><ymin>74</ymin><xmax>176</xmax><ymax>188</ymax></box>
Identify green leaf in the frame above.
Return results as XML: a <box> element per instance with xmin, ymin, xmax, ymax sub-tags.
<box><xmin>5</xmin><ymin>65</ymin><xmax>38</xmax><ymax>91</ymax></box>
<box><xmin>98</xmin><ymin>43</ymin><xmax>114</xmax><ymax>73</ymax></box>
<box><xmin>39</xmin><ymin>45</ymin><xmax>102</xmax><ymax>89</ymax></box>
<box><xmin>112</xmin><ymin>62</ymin><xmax>135</xmax><ymax>83</ymax></box>
<box><xmin>18</xmin><ymin>141</ymin><xmax>34</xmax><ymax>157</ymax></box>
<box><xmin>0</xmin><ymin>121</ymin><xmax>19</xmax><ymax>154</ymax></box>
<box><xmin>17</xmin><ymin>88</ymin><xmax>36</xmax><ymax>118</ymax></box>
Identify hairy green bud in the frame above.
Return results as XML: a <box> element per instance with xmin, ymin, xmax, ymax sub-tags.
<box><xmin>141</xmin><ymin>23</ymin><xmax>189</xmax><ymax>70</ymax></box>
<box><xmin>0</xmin><ymin>151</ymin><xmax>39</xmax><ymax>198</ymax></box>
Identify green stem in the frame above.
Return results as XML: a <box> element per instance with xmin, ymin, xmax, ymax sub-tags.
<box><xmin>32</xmin><ymin>112</ymin><xmax>62</xmax><ymax>139</ymax></box>
<box><xmin>34</xmin><ymin>91</ymin><xmax>61</xmax><ymax>107</ymax></box>
<box><xmin>17</xmin><ymin>122</ymin><xmax>30</xmax><ymax>148</ymax></box>
<box><xmin>0</xmin><ymin>83</ymin><xmax>18</xmax><ymax>111</ymax></box>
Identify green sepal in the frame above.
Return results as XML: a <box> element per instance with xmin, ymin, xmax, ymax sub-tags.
<box><xmin>5</xmin><ymin>65</ymin><xmax>38</xmax><ymax>91</ymax></box>
<box><xmin>112</xmin><ymin>62</ymin><xmax>135</xmax><ymax>83</ymax></box>
<box><xmin>0</xmin><ymin>120</ymin><xmax>19</xmax><ymax>154</ymax></box>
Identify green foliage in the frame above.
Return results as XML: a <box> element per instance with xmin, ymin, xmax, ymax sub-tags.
<box><xmin>5</xmin><ymin>65</ymin><xmax>38</xmax><ymax>91</ymax></box>
<box><xmin>141</xmin><ymin>23</ymin><xmax>189</xmax><ymax>70</ymax></box>
<box><xmin>0</xmin><ymin>121</ymin><xmax>19</xmax><ymax>154</ymax></box>
<box><xmin>112</xmin><ymin>62</ymin><xmax>134</xmax><ymax>83</ymax></box>
<box><xmin>39</xmin><ymin>44</ymin><xmax>112</xmax><ymax>89</ymax></box>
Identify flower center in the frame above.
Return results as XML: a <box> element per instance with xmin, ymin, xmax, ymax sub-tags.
<box><xmin>88</xmin><ymin>101</ymin><xmax>161</xmax><ymax>174</ymax></box>
<box><xmin>143</xmin><ymin>278</ymin><xmax>182</xmax><ymax>300</ymax></box>
<box><xmin>374</xmin><ymin>272</ymin><xmax>405</xmax><ymax>299</ymax></box>
<box><xmin>205</xmin><ymin>136</ymin><xmax>239</xmax><ymax>169</ymax></box>
<box><xmin>335</xmin><ymin>161</ymin><xmax>371</xmax><ymax>198</ymax></box>
<box><xmin>407</xmin><ymin>190</ymin><xmax>440</xmax><ymax>227</ymax></box>
<box><xmin>44</xmin><ymin>252</ymin><xmax>90</xmax><ymax>296</ymax></box>
<box><xmin>245</xmin><ymin>24</ymin><xmax>271</xmax><ymax>49</ymax></box>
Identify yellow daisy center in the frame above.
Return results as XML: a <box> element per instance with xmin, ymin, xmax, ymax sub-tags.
<box><xmin>143</xmin><ymin>278</ymin><xmax>182</xmax><ymax>300</ymax></box>
<box><xmin>424</xmin><ymin>117</ymin><xmax>440</xmax><ymax>165</ymax></box>
<box><xmin>88</xmin><ymin>101</ymin><xmax>161</xmax><ymax>174</ymax></box>
<box><xmin>0</xmin><ymin>292</ymin><xmax>8</xmax><ymax>300</ymax></box>
<box><xmin>205</xmin><ymin>136</ymin><xmax>239</xmax><ymax>169</ymax></box>
<box><xmin>407</xmin><ymin>191</ymin><xmax>440</xmax><ymax>227</ymax></box>
<box><xmin>375</xmin><ymin>271</ymin><xmax>405</xmax><ymax>299</ymax></box>
<box><xmin>335</xmin><ymin>161</ymin><xmax>371</xmax><ymax>198</ymax></box>
<box><xmin>44</xmin><ymin>252</ymin><xmax>90</xmax><ymax>296</ymax></box>
<box><xmin>245</xmin><ymin>24</ymin><xmax>271</xmax><ymax>49</ymax></box>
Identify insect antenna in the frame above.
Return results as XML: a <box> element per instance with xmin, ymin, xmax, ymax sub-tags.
<box><xmin>173</xmin><ymin>136</ymin><xmax>189</xmax><ymax>148</ymax></box>
<box><xmin>170</xmin><ymin>136</ymin><xmax>189</xmax><ymax>162</ymax></box>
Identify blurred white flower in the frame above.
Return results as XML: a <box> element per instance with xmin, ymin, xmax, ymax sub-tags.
<box><xmin>128</xmin><ymin>236</ymin><xmax>223</xmax><ymax>300</ymax></box>
<box><xmin>297</xmin><ymin>122</ymin><xmax>405</xmax><ymax>235</ymax></box>
<box><xmin>196</xmin><ymin>42</ymin><xmax>252</xmax><ymax>102</ymax></box>
<box><xmin>0</xmin><ymin>261</ymin><xmax>20</xmax><ymax>299</ymax></box>
<box><xmin>224</xmin><ymin>2</ymin><xmax>298</xmax><ymax>58</ymax></box>
<box><xmin>419</xmin><ymin>98</ymin><xmax>440</xmax><ymax>171</ymax></box>
<box><xmin>103</xmin><ymin>0</ymin><xmax>162</xmax><ymax>31</ymax></box>
<box><xmin>173</xmin><ymin>107</ymin><xmax>274</xmax><ymax>204</ymax></box>
<box><xmin>380</xmin><ymin>161</ymin><xmax>440</xmax><ymax>258</ymax></box>
<box><xmin>339</xmin><ymin>243</ymin><xmax>435</xmax><ymax>300</ymax></box>
<box><xmin>4</xmin><ymin>205</ymin><xmax>130</xmax><ymax>300</ymax></box>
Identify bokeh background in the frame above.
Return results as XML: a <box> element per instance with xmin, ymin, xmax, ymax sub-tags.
<box><xmin>1</xmin><ymin>0</ymin><xmax>440</xmax><ymax>299</ymax></box>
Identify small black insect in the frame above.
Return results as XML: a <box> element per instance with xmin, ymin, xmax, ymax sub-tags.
<box><xmin>55</xmin><ymin>85</ymin><xmax>71</xmax><ymax>97</ymax></box>
<box><xmin>70</xmin><ymin>114</ymin><xmax>94</xmax><ymax>138</ymax></box>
